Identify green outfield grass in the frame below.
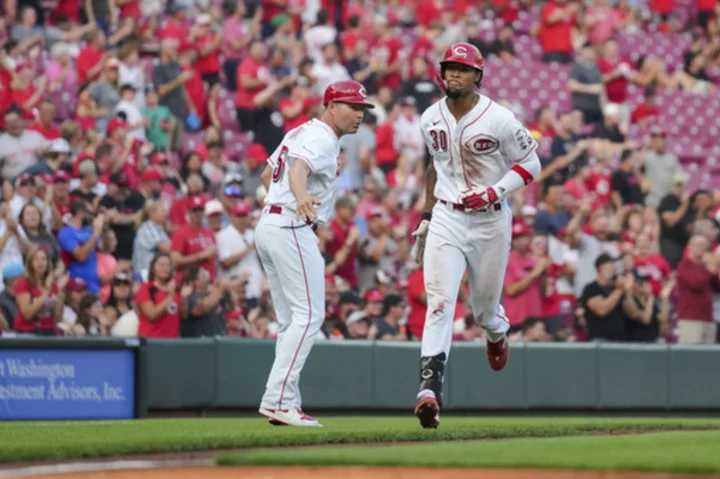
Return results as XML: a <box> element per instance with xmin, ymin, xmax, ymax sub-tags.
<box><xmin>217</xmin><ymin>430</ymin><xmax>720</xmax><ymax>475</ymax></box>
<box><xmin>2</xmin><ymin>417</ymin><xmax>720</xmax><ymax>464</ymax></box>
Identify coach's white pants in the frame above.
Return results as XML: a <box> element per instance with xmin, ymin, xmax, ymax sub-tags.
<box><xmin>255</xmin><ymin>213</ymin><xmax>325</xmax><ymax>411</ymax></box>
<box><xmin>421</xmin><ymin>201</ymin><xmax>512</xmax><ymax>359</ymax></box>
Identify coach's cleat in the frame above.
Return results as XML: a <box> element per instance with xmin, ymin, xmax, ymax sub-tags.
<box><xmin>259</xmin><ymin>407</ymin><xmax>323</xmax><ymax>427</ymax></box>
<box><xmin>414</xmin><ymin>396</ymin><xmax>440</xmax><ymax>429</ymax></box>
<box><xmin>487</xmin><ymin>334</ymin><xmax>509</xmax><ymax>371</ymax></box>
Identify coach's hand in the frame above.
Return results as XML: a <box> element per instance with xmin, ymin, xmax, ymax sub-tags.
<box><xmin>461</xmin><ymin>186</ymin><xmax>499</xmax><ymax>211</ymax></box>
<box><xmin>410</xmin><ymin>216</ymin><xmax>430</xmax><ymax>266</ymax></box>
<box><xmin>296</xmin><ymin>194</ymin><xmax>321</xmax><ymax>223</ymax></box>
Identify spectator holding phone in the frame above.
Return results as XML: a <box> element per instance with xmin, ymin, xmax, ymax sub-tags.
<box><xmin>57</xmin><ymin>201</ymin><xmax>106</xmax><ymax>293</ymax></box>
<box><xmin>135</xmin><ymin>252</ymin><xmax>180</xmax><ymax>338</ymax></box>
<box><xmin>580</xmin><ymin>253</ymin><xmax>629</xmax><ymax>341</ymax></box>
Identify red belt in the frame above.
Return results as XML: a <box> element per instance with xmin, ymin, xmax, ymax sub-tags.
<box><xmin>268</xmin><ymin>205</ymin><xmax>317</xmax><ymax>232</ymax></box>
<box><xmin>439</xmin><ymin>200</ymin><xmax>501</xmax><ymax>213</ymax></box>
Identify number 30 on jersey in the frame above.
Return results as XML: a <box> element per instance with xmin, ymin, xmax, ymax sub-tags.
<box><xmin>271</xmin><ymin>146</ymin><xmax>289</xmax><ymax>182</ymax></box>
<box><xmin>429</xmin><ymin>130</ymin><xmax>448</xmax><ymax>152</ymax></box>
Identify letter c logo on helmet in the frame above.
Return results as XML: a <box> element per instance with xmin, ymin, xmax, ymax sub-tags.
<box><xmin>452</xmin><ymin>46</ymin><xmax>468</xmax><ymax>58</ymax></box>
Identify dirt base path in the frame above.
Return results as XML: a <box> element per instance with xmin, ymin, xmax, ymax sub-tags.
<box><xmin>11</xmin><ymin>466</ymin><xmax>715</xmax><ymax>479</ymax></box>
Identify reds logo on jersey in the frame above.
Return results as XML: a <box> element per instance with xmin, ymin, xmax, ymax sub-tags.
<box><xmin>515</xmin><ymin>129</ymin><xmax>533</xmax><ymax>151</ymax></box>
<box><xmin>466</xmin><ymin>134</ymin><xmax>500</xmax><ymax>155</ymax></box>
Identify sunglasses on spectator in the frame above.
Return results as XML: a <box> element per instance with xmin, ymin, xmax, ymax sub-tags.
<box><xmin>224</xmin><ymin>186</ymin><xmax>244</xmax><ymax>197</ymax></box>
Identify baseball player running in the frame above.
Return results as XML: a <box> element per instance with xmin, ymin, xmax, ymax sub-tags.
<box><xmin>256</xmin><ymin>80</ymin><xmax>374</xmax><ymax>427</ymax></box>
<box><xmin>410</xmin><ymin>43</ymin><xmax>541</xmax><ymax>429</ymax></box>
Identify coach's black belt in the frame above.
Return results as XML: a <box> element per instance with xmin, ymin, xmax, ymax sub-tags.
<box><xmin>268</xmin><ymin>205</ymin><xmax>318</xmax><ymax>232</ymax></box>
<box><xmin>439</xmin><ymin>200</ymin><xmax>501</xmax><ymax>213</ymax></box>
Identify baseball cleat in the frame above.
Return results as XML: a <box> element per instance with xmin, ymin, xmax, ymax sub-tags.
<box><xmin>414</xmin><ymin>396</ymin><xmax>440</xmax><ymax>429</ymax></box>
<box><xmin>259</xmin><ymin>407</ymin><xmax>323</xmax><ymax>427</ymax></box>
<box><xmin>487</xmin><ymin>334</ymin><xmax>509</xmax><ymax>371</ymax></box>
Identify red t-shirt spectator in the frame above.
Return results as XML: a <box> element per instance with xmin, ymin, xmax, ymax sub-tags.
<box><xmin>651</xmin><ymin>0</ymin><xmax>673</xmax><ymax>14</ymax></box>
<box><xmin>10</xmin><ymin>84</ymin><xmax>39</xmax><ymax>119</ymax></box>
<box><xmin>52</xmin><ymin>0</ymin><xmax>80</xmax><ymax>24</ymax></box>
<box><xmin>634</xmin><ymin>254</ymin><xmax>672</xmax><ymax>296</ymax></box>
<box><xmin>195</xmin><ymin>34</ymin><xmax>222</xmax><ymax>75</ymax></box>
<box><xmin>585</xmin><ymin>170</ymin><xmax>612</xmax><ymax>207</ymax></box>
<box><xmin>171</xmin><ymin>224</ymin><xmax>217</xmax><ymax>282</ymax></box>
<box><xmin>540</xmin><ymin>2</ymin><xmax>574</xmax><ymax>54</ymax></box>
<box><xmin>14</xmin><ymin>278</ymin><xmax>59</xmax><ymax>334</ymax></box>
<box><xmin>135</xmin><ymin>282</ymin><xmax>181</xmax><ymax>338</ymax></box>
<box><xmin>326</xmin><ymin>219</ymin><xmax>358</xmax><ymax>288</ymax></box>
<box><xmin>235</xmin><ymin>57</ymin><xmax>267</xmax><ymax>109</ymax></box>
<box><xmin>278</xmin><ymin>97</ymin><xmax>312</xmax><ymax>131</ymax></box>
<box><xmin>416</xmin><ymin>0</ymin><xmax>442</xmax><ymax>27</ymax></box>
<box><xmin>183</xmin><ymin>65</ymin><xmax>206</xmax><ymax>123</ymax></box>
<box><xmin>631</xmin><ymin>102</ymin><xmax>661</xmax><ymax>124</ymax></box>
<box><xmin>541</xmin><ymin>263</ymin><xmax>565</xmax><ymax>317</ymax></box>
<box><xmin>77</xmin><ymin>45</ymin><xmax>104</xmax><ymax>85</ymax></box>
<box><xmin>370</xmin><ymin>37</ymin><xmax>403</xmax><ymax>89</ymax></box>
<box><xmin>27</xmin><ymin>122</ymin><xmax>62</xmax><ymax>140</ymax></box>
<box><xmin>597</xmin><ymin>57</ymin><xmax>633</xmax><ymax>103</ymax></box>
<box><xmin>375</xmin><ymin>122</ymin><xmax>397</xmax><ymax>169</ymax></box>
<box><xmin>117</xmin><ymin>0</ymin><xmax>142</xmax><ymax>18</ymax></box>
<box><xmin>503</xmin><ymin>252</ymin><xmax>543</xmax><ymax>327</ymax></box>
<box><xmin>160</xmin><ymin>18</ymin><xmax>189</xmax><ymax>42</ymax></box>
<box><xmin>493</xmin><ymin>0</ymin><xmax>521</xmax><ymax>23</ymax></box>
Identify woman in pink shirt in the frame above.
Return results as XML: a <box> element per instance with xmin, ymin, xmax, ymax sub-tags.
<box><xmin>503</xmin><ymin>222</ymin><xmax>548</xmax><ymax>332</ymax></box>
<box><xmin>585</xmin><ymin>0</ymin><xmax>623</xmax><ymax>45</ymax></box>
<box><xmin>222</xmin><ymin>1</ymin><xmax>262</xmax><ymax>91</ymax></box>
<box><xmin>46</xmin><ymin>43</ymin><xmax>77</xmax><ymax>94</ymax></box>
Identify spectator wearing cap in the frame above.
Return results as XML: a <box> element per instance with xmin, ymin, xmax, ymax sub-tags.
<box><xmin>76</xmin><ymin>29</ymin><xmax>108</xmax><ymax>86</ymax></box>
<box><xmin>135</xmin><ymin>252</ymin><xmax>181</xmax><ymax>338</ymax></box>
<box><xmin>14</xmin><ymin>246</ymin><xmax>68</xmax><ymax>336</ymax></box>
<box><xmin>357</xmin><ymin>207</ymin><xmax>398</xmax><ymax>292</ymax></box>
<box><xmin>0</xmin><ymin>263</ymin><xmax>24</xmax><ymax>331</ymax></box>
<box><xmin>362</xmin><ymin>289</ymin><xmax>385</xmax><ymax>322</ymax></box>
<box><xmin>323</xmin><ymin>290</ymin><xmax>361</xmax><ymax>339</ymax></box>
<box><xmin>676</xmin><ymin>235</ymin><xmax>720</xmax><ymax>344</ymax></box>
<box><xmin>643</xmin><ymin>127</ymin><xmax>683</xmax><ymax>208</ymax></box>
<box><xmin>142</xmin><ymin>89</ymin><xmax>172</xmax><ymax>151</ymax></box>
<box><xmin>237</xmin><ymin>144</ymin><xmax>267</xmax><ymax>197</ymax></box>
<box><xmin>217</xmin><ymin>202</ymin><xmax>263</xmax><ymax>306</ymax></box>
<box><xmin>9</xmin><ymin>174</ymin><xmax>52</xmax><ymax>231</ymax></box>
<box><xmin>27</xmin><ymin>100</ymin><xmax>62</xmax><ymax>141</ymax></box>
<box><xmin>88</xmin><ymin>58</ymin><xmax>122</xmax><ymax>132</ymax></box>
<box><xmin>178</xmin><ymin>266</ymin><xmax>230</xmax><ymax>338</ymax></box>
<box><xmin>235</xmin><ymin>39</ymin><xmax>271</xmax><ymax>134</ymax></box>
<box><xmin>194</xmin><ymin>13</ymin><xmax>223</xmax><ymax>86</ymax></box>
<box><xmin>170</xmin><ymin>196</ymin><xmax>218</xmax><ymax>283</ymax></box>
<box><xmin>222</xmin><ymin>0</ymin><xmax>262</xmax><ymax>92</ymax></box>
<box><xmin>205</xmin><ymin>200</ymin><xmax>225</xmax><ymax>234</ymax></box>
<box><xmin>310</xmin><ymin>43</ymin><xmax>351</xmax><ymax>98</ymax></box>
<box><xmin>99</xmin><ymin>172</ymin><xmax>145</xmax><ymax>261</ymax></box>
<box><xmin>137</xmin><ymin>168</ymin><xmax>164</xmax><ymax>201</ymax></box>
<box><xmin>503</xmin><ymin>222</ymin><xmax>547</xmax><ymax>332</ymax></box>
<box><xmin>368</xmin><ymin>294</ymin><xmax>407</xmax><ymax>341</ymax></box>
<box><xmin>154</xmin><ymin>38</ymin><xmax>195</xmax><ymax>152</ymax></box>
<box><xmin>611</xmin><ymin>149</ymin><xmax>646</xmax><ymax>210</ymax></box>
<box><xmin>580</xmin><ymin>253</ymin><xmax>631</xmax><ymax>341</ymax></box>
<box><xmin>168</xmin><ymin>174</ymin><xmax>209</xmax><ymax>233</ymax></box>
<box><xmin>217</xmin><ymin>172</ymin><xmax>244</xmax><ymax>214</ymax></box>
<box><xmin>133</xmin><ymin>200</ymin><xmax>171</xmax><ymax>278</ymax></box>
<box><xmin>393</xmin><ymin>97</ymin><xmax>424</xmax><ymax>166</ymax></box>
<box><xmin>57</xmin><ymin>200</ymin><xmax>107</xmax><ymax>293</ymax></box>
<box><xmin>103</xmin><ymin>271</ymin><xmax>134</xmax><ymax>322</ymax></box>
<box><xmin>0</xmin><ymin>108</ymin><xmax>49</xmax><ymax>180</ymax></box>
<box><xmin>345</xmin><ymin>310</ymin><xmax>371</xmax><ymax>339</ymax></box>
<box><xmin>338</xmin><ymin>111</ymin><xmax>377</xmax><ymax>192</ymax></box>
<box><xmin>325</xmin><ymin>196</ymin><xmax>361</xmax><ymax>289</ymax></box>
<box><xmin>23</xmin><ymin>138</ymin><xmax>72</xmax><ymax>177</ymax></box>
<box><xmin>57</xmin><ymin>277</ymin><xmax>89</xmax><ymax>334</ymax></box>
<box><xmin>70</xmin><ymin>155</ymin><xmax>102</xmax><ymax>207</ymax></box>
<box><xmin>623</xmin><ymin>271</ymin><xmax>671</xmax><ymax>343</ymax></box>
<box><xmin>114</xmin><ymin>84</ymin><xmax>147</xmax><ymax>141</ymax></box>
<box><xmin>657</xmin><ymin>172</ymin><xmax>695</xmax><ymax>268</ymax></box>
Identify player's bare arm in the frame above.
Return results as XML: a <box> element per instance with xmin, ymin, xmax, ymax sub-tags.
<box><xmin>423</xmin><ymin>160</ymin><xmax>438</xmax><ymax>214</ymax></box>
<box><xmin>288</xmin><ymin>158</ymin><xmax>320</xmax><ymax>223</ymax></box>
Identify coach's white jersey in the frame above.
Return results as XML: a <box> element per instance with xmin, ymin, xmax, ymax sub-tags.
<box><xmin>264</xmin><ymin>119</ymin><xmax>341</xmax><ymax>225</ymax></box>
<box><xmin>420</xmin><ymin>95</ymin><xmax>538</xmax><ymax>203</ymax></box>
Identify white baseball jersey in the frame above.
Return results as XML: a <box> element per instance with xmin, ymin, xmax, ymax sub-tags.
<box><xmin>264</xmin><ymin>119</ymin><xmax>341</xmax><ymax>225</ymax></box>
<box><xmin>420</xmin><ymin>95</ymin><xmax>538</xmax><ymax>203</ymax></box>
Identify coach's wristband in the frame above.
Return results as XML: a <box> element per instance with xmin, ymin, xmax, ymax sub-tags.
<box><xmin>421</xmin><ymin>212</ymin><xmax>432</xmax><ymax>221</ymax></box>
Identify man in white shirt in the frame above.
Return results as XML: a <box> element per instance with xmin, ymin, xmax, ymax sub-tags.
<box><xmin>310</xmin><ymin>43</ymin><xmax>350</xmax><ymax>97</ymax></box>
<box><xmin>303</xmin><ymin>8</ymin><xmax>337</xmax><ymax>64</ymax></box>
<box><xmin>392</xmin><ymin>96</ymin><xmax>425</xmax><ymax>167</ymax></box>
<box><xmin>0</xmin><ymin>110</ymin><xmax>48</xmax><ymax>180</ymax></box>
<box><xmin>216</xmin><ymin>202</ymin><xmax>263</xmax><ymax>305</ymax></box>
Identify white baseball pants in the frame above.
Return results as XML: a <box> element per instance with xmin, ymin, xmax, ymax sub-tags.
<box><xmin>255</xmin><ymin>212</ymin><xmax>325</xmax><ymax>411</ymax></box>
<box><xmin>421</xmin><ymin>200</ymin><xmax>512</xmax><ymax>360</ymax></box>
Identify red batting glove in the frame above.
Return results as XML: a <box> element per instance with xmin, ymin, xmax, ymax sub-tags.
<box><xmin>461</xmin><ymin>187</ymin><xmax>499</xmax><ymax>211</ymax></box>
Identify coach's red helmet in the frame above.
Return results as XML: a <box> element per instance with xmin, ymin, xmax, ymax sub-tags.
<box><xmin>323</xmin><ymin>80</ymin><xmax>375</xmax><ymax>109</ymax></box>
<box><xmin>440</xmin><ymin>42</ymin><xmax>484</xmax><ymax>85</ymax></box>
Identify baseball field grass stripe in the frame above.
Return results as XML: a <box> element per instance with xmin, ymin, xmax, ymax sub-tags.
<box><xmin>216</xmin><ymin>430</ymin><xmax>720</xmax><ymax>474</ymax></box>
<box><xmin>2</xmin><ymin>417</ymin><xmax>720</xmax><ymax>463</ymax></box>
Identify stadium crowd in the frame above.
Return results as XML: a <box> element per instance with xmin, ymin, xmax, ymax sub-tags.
<box><xmin>0</xmin><ymin>0</ymin><xmax>719</xmax><ymax>345</ymax></box>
